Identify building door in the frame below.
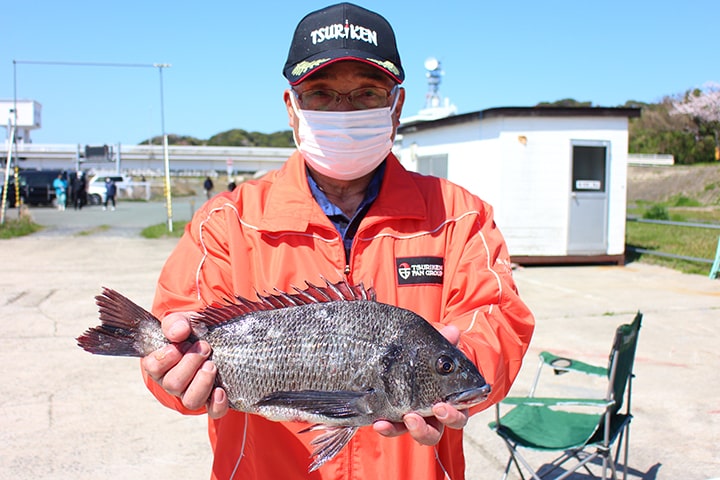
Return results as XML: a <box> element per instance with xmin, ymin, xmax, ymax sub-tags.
<box><xmin>567</xmin><ymin>142</ymin><xmax>609</xmax><ymax>254</ymax></box>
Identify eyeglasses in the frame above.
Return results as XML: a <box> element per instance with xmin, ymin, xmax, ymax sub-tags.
<box><xmin>293</xmin><ymin>86</ymin><xmax>398</xmax><ymax>111</ymax></box>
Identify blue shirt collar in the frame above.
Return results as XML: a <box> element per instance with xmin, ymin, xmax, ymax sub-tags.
<box><xmin>307</xmin><ymin>162</ymin><xmax>385</xmax><ymax>220</ymax></box>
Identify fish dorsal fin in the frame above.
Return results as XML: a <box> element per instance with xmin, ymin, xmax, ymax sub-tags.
<box><xmin>193</xmin><ymin>279</ymin><xmax>376</xmax><ymax>329</ymax></box>
<box><xmin>293</xmin><ymin>278</ymin><xmax>376</xmax><ymax>303</ymax></box>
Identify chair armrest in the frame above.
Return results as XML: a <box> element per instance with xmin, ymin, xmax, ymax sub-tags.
<box><xmin>539</xmin><ymin>351</ymin><xmax>608</xmax><ymax>377</ymax></box>
<box><xmin>500</xmin><ymin>396</ymin><xmax>614</xmax><ymax>408</ymax></box>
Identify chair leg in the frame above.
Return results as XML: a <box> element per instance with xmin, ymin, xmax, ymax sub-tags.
<box><xmin>553</xmin><ymin>452</ymin><xmax>599</xmax><ymax>480</ymax></box>
<box><xmin>622</xmin><ymin>424</ymin><xmax>631</xmax><ymax>480</ymax></box>
<box><xmin>611</xmin><ymin>423</ymin><xmax>631</xmax><ymax>480</ymax></box>
<box><xmin>604</xmin><ymin>450</ymin><xmax>619</xmax><ymax>480</ymax></box>
<box><xmin>500</xmin><ymin>453</ymin><xmax>513</xmax><ymax>480</ymax></box>
<box><xmin>501</xmin><ymin>440</ymin><xmax>529</xmax><ymax>480</ymax></box>
<box><xmin>569</xmin><ymin>450</ymin><xmax>597</xmax><ymax>478</ymax></box>
<box><xmin>501</xmin><ymin>440</ymin><xmax>543</xmax><ymax>480</ymax></box>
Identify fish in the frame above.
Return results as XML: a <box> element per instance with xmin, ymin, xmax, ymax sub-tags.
<box><xmin>77</xmin><ymin>279</ymin><xmax>491</xmax><ymax>471</ymax></box>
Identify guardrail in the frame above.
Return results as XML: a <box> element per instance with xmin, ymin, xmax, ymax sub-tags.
<box><xmin>627</xmin><ymin>217</ymin><xmax>720</xmax><ymax>279</ymax></box>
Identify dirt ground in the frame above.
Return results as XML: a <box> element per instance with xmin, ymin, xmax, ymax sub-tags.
<box><xmin>628</xmin><ymin>163</ymin><xmax>720</xmax><ymax>205</ymax></box>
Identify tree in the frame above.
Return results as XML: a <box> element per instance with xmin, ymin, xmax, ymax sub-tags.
<box><xmin>139</xmin><ymin>134</ymin><xmax>205</xmax><ymax>146</ymax></box>
<box><xmin>207</xmin><ymin>129</ymin><xmax>294</xmax><ymax>147</ymax></box>
<box><xmin>535</xmin><ymin>98</ymin><xmax>593</xmax><ymax>108</ymax></box>
<box><xmin>627</xmin><ymin>98</ymin><xmax>708</xmax><ymax>164</ymax></box>
<box><xmin>671</xmin><ymin>82</ymin><xmax>720</xmax><ymax>161</ymax></box>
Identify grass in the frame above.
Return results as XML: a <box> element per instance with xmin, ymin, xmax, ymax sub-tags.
<box><xmin>626</xmin><ymin>204</ymin><xmax>720</xmax><ymax>276</ymax></box>
<box><xmin>0</xmin><ymin>216</ymin><xmax>43</xmax><ymax>238</ymax></box>
<box><xmin>141</xmin><ymin>221</ymin><xmax>188</xmax><ymax>239</ymax></box>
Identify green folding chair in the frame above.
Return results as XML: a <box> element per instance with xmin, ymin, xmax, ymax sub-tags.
<box><xmin>489</xmin><ymin>312</ymin><xmax>642</xmax><ymax>480</ymax></box>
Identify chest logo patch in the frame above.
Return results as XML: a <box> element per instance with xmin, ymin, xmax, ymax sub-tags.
<box><xmin>396</xmin><ymin>256</ymin><xmax>444</xmax><ymax>285</ymax></box>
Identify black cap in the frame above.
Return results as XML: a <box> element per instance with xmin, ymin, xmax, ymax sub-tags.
<box><xmin>283</xmin><ymin>2</ymin><xmax>404</xmax><ymax>85</ymax></box>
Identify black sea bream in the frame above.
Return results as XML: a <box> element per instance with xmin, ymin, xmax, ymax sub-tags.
<box><xmin>77</xmin><ymin>280</ymin><xmax>490</xmax><ymax>471</ymax></box>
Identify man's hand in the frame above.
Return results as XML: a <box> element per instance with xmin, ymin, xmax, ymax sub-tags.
<box><xmin>373</xmin><ymin>324</ymin><xmax>469</xmax><ymax>445</ymax></box>
<box><xmin>140</xmin><ymin>312</ymin><xmax>229</xmax><ymax>418</ymax></box>
<box><xmin>373</xmin><ymin>403</ymin><xmax>470</xmax><ymax>445</ymax></box>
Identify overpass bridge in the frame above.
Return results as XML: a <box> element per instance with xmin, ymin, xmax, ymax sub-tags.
<box><xmin>2</xmin><ymin>143</ymin><xmax>296</xmax><ymax>175</ymax></box>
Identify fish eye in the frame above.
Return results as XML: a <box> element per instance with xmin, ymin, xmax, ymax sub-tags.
<box><xmin>435</xmin><ymin>355</ymin><xmax>456</xmax><ymax>375</ymax></box>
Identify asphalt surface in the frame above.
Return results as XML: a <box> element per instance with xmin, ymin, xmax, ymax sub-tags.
<box><xmin>1</xmin><ymin>198</ymin><xmax>718</xmax><ymax>479</ymax></box>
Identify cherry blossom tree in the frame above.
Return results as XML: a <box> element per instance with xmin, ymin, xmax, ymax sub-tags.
<box><xmin>672</xmin><ymin>81</ymin><xmax>720</xmax><ymax>160</ymax></box>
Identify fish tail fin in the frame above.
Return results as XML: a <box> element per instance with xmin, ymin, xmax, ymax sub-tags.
<box><xmin>76</xmin><ymin>288</ymin><xmax>165</xmax><ymax>357</ymax></box>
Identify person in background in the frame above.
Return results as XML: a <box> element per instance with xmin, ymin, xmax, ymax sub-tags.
<box><xmin>103</xmin><ymin>177</ymin><xmax>117</xmax><ymax>211</ymax></box>
<box><xmin>52</xmin><ymin>173</ymin><xmax>67</xmax><ymax>211</ymax></box>
<box><xmin>203</xmin><ymin>176</ymin><xmax>214</xmax><ymax>199</ymax></box>
<box><xmin>139</xmin><ymin>3</ymin><xmax>534</xmax><ymax>479</ymax></box>
<box><xmin>71</xmin><ymin>171</ymin><xmax>86</xmax><ymax>210</ymax></box>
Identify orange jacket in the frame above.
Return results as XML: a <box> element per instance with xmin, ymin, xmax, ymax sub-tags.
<box><xmin>145</xmin><ymin>152</ymin><xmax>534</xmax><ymax>480</ymax></box>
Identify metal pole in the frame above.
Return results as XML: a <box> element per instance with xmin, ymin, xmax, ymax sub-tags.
<box><xmin>155</xmin><ymin>64</ymin><xmax>173</xmax><ymax>233</ymax></box>
<box><xmin>1</xmin><ymin>125</ymin><xmax>15</xmax><ymax>225</ymax></box>
<box><xmin>11</xmin><ymin>60</ymin><xmax>20</xmax><ymax>210</ymax></box>
<box><xmin>12</xmin><ymin>60</ymin><xmax>18</xmax><ymax>140</ymax></box>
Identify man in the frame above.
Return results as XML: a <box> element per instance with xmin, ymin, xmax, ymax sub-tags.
<box><xmin>71</xmin><ymin>171</ymin><xmax>86</xmax><ymax>210</ymax></box>
<box><xmin>103</xmin><ymin>177</ymin><xmax>117</xmax><ymax>211</ymax></box>
<box><xmin>204</xmin><ymin>176</ymin><xmax>214</xmax><ymax>199</ymax></box>
<box><xmin>140</xmin><ymin>3</ymin><xmax>534</xmax><ymax>479</ymax></box>
<box><xmin>53</xmin><ymin>173</ymin><xmax>67</xmax><ymax>211</ymax></box>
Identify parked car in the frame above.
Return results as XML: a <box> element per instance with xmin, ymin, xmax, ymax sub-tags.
<box><xmin>86</xmin><ymin>173</ymin><xmax>130</xmax><ymax>205</ymax></box>
<box><xmin>1</xmin><ymin>169</ymin><xmax>65</xmax><ymax>207</ymax></box>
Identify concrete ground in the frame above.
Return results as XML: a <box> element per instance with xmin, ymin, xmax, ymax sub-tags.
<box><xmin>0</xmin><ymin>199</ymin><xmax>718</xmax><ymax>479</ymax></box>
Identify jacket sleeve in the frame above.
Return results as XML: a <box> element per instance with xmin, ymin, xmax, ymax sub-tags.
<box><xmin>438</xmin><ymin>202</ymin><xmax>535</xmax><ymax>412</ymax></box>
<box><xmin>142</xmin><ymin>203</ymin><xmax>239</xmax><ymax>415</ymax></box>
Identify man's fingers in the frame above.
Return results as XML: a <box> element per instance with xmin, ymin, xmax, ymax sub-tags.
<box><xmin>180</xmin><ymin>359</ymin><xmax>218</xmax><ymax>411</ymax></box>
<box><xmin>207</xmin><ymin>387</ymin><xmax>230</xmax><ymax>419</ymax></box>
<box><xmin>432</xmin><ymin>403</ymin><xmax>469</xmax><ymax>430</ymax></box>
<box><xmin>142</xmin><ymin>312</ymin><xmax>229</xmax><ymax>418</ymax></box>
<box><xmin>161</xmin><ymin>312</ymin><xmax>194</xmax><ymax>342</ymax></box>
<box><xmin>161</xmin><ymin>341</ymin><xmax>211</xmax><ymax>397</ymax></box>
<box><xmin>373</xmin><ymin>419</ymin><xmax>406</xmax><ymax>438</ymax></box>
<box><xmin>141</xmin><ymin>342</ymin><xmax>188</xmax><ymax>383</ymax></box>
<box><xmin>403</xmin><ymin>413</ymin><xmax>443</xmax><ymax>446</ymax></box>
<box><xmin>439</xmin><ymin>324</ymin><xmax>461</xmax><ymax>346</ymax></box>
<box><xmin>374</xmin><ymin>403</ymin><xmax>469</xmax><ymax>446</ymax></box>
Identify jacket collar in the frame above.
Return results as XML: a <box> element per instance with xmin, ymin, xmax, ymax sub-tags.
<box><xmin>258</xmin><ymin>151</ymin><xmax>427</xmax><ymax>233</ymax></box>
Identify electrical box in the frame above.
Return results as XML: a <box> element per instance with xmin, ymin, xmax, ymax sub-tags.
<box><xmin>0</xmin><ymin>100</ymin><xmax>42</xmax><ymax>128</ymax></box>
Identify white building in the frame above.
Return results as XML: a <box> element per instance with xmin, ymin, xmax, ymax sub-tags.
<box><xmin>396</xmin><ymin>106</ymin><xmax>641</xmax><ymax>265</ymax></box>
<box><xmin>1</xmin><ymin>100</ymin><xmax>42</xmax><ymax>144</ymax></box>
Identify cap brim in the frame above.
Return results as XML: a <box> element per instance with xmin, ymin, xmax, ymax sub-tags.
<box><xmin>284</xmin><ymin>49</ymin><xmax>404</xmax><ymax>86</ymax></box>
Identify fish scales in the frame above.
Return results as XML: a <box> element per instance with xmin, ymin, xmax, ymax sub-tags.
<box><xmin>213</xmin><ymin>301</ymin><xmax>410</xmax><ymax>415</ymax></box>
<box><xmin>77</xmin><ymin>279</ymin><xmax>490</xmax><ymax>472</ymax></box>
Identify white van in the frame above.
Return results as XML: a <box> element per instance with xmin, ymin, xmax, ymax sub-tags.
<box><xmin>86</xmin><ymin>173</ymin><xmax>130</xmax><ymax>205</ymax></box>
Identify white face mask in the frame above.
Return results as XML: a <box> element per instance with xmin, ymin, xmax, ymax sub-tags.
<box><xmin>290</xmin><ymin>93</ymin><xmax>398</xmax><ymax>181</ymax></box>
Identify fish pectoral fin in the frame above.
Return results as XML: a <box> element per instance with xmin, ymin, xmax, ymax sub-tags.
<box><xmin>300</xmin><ymin>425</ymin><xmax>359</xmax><ymax>472</ymax></box>
<box><xmin>256</xmin><ymin>389</ymin><xmax>374</xmax><ymax>419</ymax></box>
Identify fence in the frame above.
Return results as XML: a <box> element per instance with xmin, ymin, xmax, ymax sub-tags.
<box><xmin>626</xmin><ymin>217</ymin><xmax>720</xmax><ymax>279</ymax></box>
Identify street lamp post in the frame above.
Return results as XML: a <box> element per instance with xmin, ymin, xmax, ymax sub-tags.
<box><xmin>154</xmin><ymin>63</ymin><xmax>173</xmax><ymax>232</ymax></box>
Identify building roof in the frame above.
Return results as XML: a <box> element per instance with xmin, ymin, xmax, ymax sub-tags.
<box><xmin>399</xmin><ymin>106</ymin><xmax>642</xmax><ymax>133</ymax></box>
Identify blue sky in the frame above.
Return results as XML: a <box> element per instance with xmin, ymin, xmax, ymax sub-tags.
<box><xmin>3</xmin><ymin>0</ymin><xmax>718</xmax><ymax>145</ymax></box>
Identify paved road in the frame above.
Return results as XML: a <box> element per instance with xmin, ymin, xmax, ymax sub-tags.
<box><xmin>1</xmin><ymin>200</ymin><xmax>718</xmax><ymax>479</ymax></box>
<box><xmin>16</xmin><ymin>195</ymin><xmax>203</xmax><ymax>237</ymax></box>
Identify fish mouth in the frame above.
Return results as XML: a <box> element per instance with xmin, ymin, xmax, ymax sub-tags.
<box><xmin>444</xmin><ymin>384</ymin><xmax>492</xmax><ymax>408</ymax></box>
